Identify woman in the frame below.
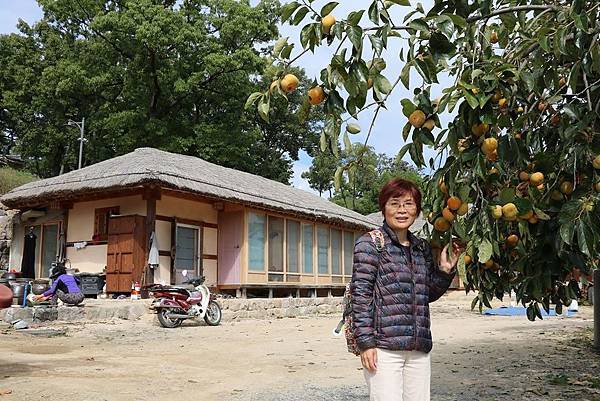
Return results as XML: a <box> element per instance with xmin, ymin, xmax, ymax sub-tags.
<box><xmin>33</xmin><ymin>264</ymin><xmax>84</xmax><ymax>306</ymax></box>
<box><xmin>351</xmin><ymin>178</ymin><xmax>460</xmax><ymax>401</ymax></box>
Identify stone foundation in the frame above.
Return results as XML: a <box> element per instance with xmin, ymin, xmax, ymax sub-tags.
<box><xmin>0</xmin><ymin>297</ymin><xmax>344</xmax><ymax>324</ymax></box>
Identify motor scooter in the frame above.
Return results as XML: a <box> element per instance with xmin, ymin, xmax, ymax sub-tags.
<box><xmin>148</xmin><ymin>276</ymin><xmax>222</xmax><ymax>328</ymax></box>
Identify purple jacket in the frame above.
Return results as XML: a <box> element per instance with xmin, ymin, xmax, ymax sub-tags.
<box><xmin>350</xmin><ymin>222</ymin><xmax>455</xmax><ymax>353</ymax></box>
<box><xmin>43</xmin><ymin>274</ymin><xmax>81</xmax><ymax>297</ymax></box>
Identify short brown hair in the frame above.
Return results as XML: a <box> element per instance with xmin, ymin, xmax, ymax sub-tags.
<box><xmin>378</xmin><ymin>179</ymin><xmax>422</xmax><ymax>214</ymax></box>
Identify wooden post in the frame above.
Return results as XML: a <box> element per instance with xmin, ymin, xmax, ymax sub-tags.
<box><xmin>143</xmin><ymin>186</ymin><xmax>161</xmax><ymax>288</ymax></box>
<box><xmin>594</xmin><ymin>269</ymin><xmax>599</xmax><ymax>352</ymax></box>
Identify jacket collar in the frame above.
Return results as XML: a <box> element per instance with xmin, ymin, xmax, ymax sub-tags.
<box><xmin>382</xmin><ymin>220</ymin><xmax>426</xmax><ymax>252</ymax></box>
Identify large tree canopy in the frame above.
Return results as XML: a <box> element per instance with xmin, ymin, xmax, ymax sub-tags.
<box><xmin>250</xmin><ymin>0</ymin><xmax>600</xmax><ymax>319</ymax></box>
<box><xmin>303</xmin><ymin>143</ymin><xmax>423</xmax><ymax>214</ymax></box>
<box><xmin>0</xmin><ymin>0</ymin><xmax>321</xmax><ymax>183</ymax></box>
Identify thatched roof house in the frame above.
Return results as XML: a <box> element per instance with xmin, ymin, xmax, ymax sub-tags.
<box><xmin>2</xmin><ymin>148</ymin><xmax>375</xmax><ymax>229</ymax></box>
<box><xmin>2</xmin><ymin>148</ymin><xmax>375</xmax><ymax>297</ymax></box>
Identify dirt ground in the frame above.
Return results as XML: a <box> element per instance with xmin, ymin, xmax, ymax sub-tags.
<box><xmin>0</xmin><ymin>292</ymin><xmax>598</xmax><ymax>401</ymax></box>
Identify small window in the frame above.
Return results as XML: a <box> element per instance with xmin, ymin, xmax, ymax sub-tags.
<box><xmin>94</xmin><ymin>207</ymin><xmax>119</xmax><ymax>241</ymax></box>
<box><xmin>343</xmin><ymin>231</ymin><xmax>355</xmax><ymax>276</ymax></box>
<box><xmin>302</xmin><ymin>223</ymin><xmax>314</xmax><ymax>274</ymax></box>
<box><xmin>331</xmin><ymin>229</ymin><xmax>342</xmax><ymax>275</ymax></box>
<box><xmin>317</xmin><ymin>225</ymin><xmax>329</xmax><ymax>275</ymax></box>
<box><xmin>248</xmin><ymin>212</ymin><xmax>266</xmax><ymax>272</ymax></box>
<box><xmin>287</xmin><ymin>220</ymin><xmax>300</xmax><ymax>274</ymax></box>
<box><xmin>268</xmin><ymin>216</ymin><xmax>284</xmax><ymax>277</ymax></box>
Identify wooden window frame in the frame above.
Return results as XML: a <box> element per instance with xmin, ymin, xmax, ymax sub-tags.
<box><xmin>94</xmin><ymin>206</ymin><xmax>120</xmax><ymax>241</ymax></box>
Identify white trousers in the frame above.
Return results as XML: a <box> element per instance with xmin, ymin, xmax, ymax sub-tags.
<box><xmin>363</xmin><ymin>348</ymin><xmax>431</xmax><ymax>401</ymax></box>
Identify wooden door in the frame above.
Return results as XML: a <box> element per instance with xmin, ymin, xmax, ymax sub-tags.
<box><xmin>106</xmin><ymin>215</ymin><xmax>146</xmax><ymax>293</ymax></box>
<box><xmin>218</xmin><ymin>211</ymin><xmax>242</xmax><ymax>285</ymax></box>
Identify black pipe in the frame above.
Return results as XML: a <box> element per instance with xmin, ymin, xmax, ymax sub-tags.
<box><xmin>594</xmin><ymin>269</ymin><xmax>599</xmax><ymax>352</ymax></box>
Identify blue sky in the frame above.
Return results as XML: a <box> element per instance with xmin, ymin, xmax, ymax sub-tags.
<box><xmin>1</xmin><ymin>0</ymin><xmax>452</xmax><ymax>194</ymax></box>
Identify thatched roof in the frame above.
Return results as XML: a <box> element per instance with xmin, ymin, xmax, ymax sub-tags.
<box><xmin>366</xmin><ymin>211</ymin><xmax>430</xmax><ymax>238</ymax></box>
<box><xmin>1</xmin><ymin>148</ymin><xmax>376</xmax><ymax>230</ymax></box>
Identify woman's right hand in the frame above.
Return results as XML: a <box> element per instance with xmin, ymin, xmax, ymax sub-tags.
<box><xmin>360</xmin><ymin>348</ymin><xmax>377</xmax><ymax>373</ymax></box>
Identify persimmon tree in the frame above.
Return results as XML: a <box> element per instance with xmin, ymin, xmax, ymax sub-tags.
<box><xmin>247</xmin><ymin>0</ymin><xmax>600</xmax><ymax>320</ymax></box>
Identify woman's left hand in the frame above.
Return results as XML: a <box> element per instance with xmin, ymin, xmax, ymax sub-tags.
<box><xmin>440</xmin><ymin>242</ymin><xmax>462</xmax><ymax>273</ymax></box>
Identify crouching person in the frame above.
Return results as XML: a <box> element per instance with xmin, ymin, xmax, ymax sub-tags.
<box><xmin>33</xmin><ymin>265</ymin><xmax>84</xmax><ymax>306</ymax></box>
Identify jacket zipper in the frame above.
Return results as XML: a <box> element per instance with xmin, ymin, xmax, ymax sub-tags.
<box><xmin>408</xmin><ymin>248</ymin><xmax>417</xmax><ymax>351</ymax></box>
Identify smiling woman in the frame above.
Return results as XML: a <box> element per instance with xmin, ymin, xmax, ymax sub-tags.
<box><xmin>351</xmin><ymin>178</ymin><xmax>460</xmax><ymax>401</ymax></box>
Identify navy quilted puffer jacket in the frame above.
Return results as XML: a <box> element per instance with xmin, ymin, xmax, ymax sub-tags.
<box><xmin>350</xmin><ymin>221</ymin><xmax>456</xmax><ymax>353</ymax></box>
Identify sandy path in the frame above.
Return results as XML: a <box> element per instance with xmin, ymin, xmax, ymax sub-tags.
<box><xmin>0</xmin><ymin>294</ymin><xmax>597</xmax><ymax>401</ymax></box>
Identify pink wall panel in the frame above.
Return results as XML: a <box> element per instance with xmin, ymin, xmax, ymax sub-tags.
<box><xmin>217</xmin><ymin>211</ymin><xmax>242</xmax><ymax>285</ymax></box>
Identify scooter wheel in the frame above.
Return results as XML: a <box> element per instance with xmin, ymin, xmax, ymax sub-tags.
<box><xmin>204</xmin><ymin>301</ymin><xmax>222</xmax><ymax>326</ymax></box>
<box><xmin>157</xmin><ymin>308</ymin><xmax>183</xmax><ymax>328</ymax></box>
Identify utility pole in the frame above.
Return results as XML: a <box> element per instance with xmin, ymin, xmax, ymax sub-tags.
<box><xmin>67</xmin><ymin>117</ymin><xmax>85</xmax><ymax>169</ymax></box>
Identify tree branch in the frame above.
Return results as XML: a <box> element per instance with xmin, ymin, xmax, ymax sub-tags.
<box><xmin>466</xmin><ymin>5</ymin><xmax>560</xmax><ymax>23</ymax></box>
<box><xmin>582</xmin><ymin>72</ymin><xmax>594</xmax><ymax>112</ymax></box>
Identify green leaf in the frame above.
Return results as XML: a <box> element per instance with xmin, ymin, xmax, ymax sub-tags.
<box><xmin>463</xmin><ymin>89</ymin><xmax>479</xmax><ymax>109</ymax></box>
<box><xmin>272</xmin><ymin>37</ymin><xmax>288</xmax><ymax>58</ymax></box>
<box><xmin>346</xmin><ymin>123</ymin><xmax>361</xmax><ymax>134</ymax></box>
<box><xmin>560</xmin><ymin>223</ymin><xmax>576</xmax><ymax>245</ymax></box>
<box><xmin>457</xmin><ymin>251</ymin><xmax>467</xmax><ymax>285</ymax></box>
<box><xmin>429</xmin><ymin>32</ymin><xmax>455</xmax><ymax>55</ymax></box>
<box><xmin>444</xmin><ymin>13</ymin><xmax>466</xmax><ymax>29</ymax></box>
<box><xmin>343</xmin><ymin>131</ymin><xmax>352</xmax><ymax>152</ymax></box>
<box><xmin>245</xmin><ymin>92</ymin><xmax>262</xmax><ymax>109</ymax></box>
<box><xmin>374</xmin><ymin>74</ymin><xmax>392</xmax><ymax>94</ymax></box>
<box><xmin>347</xmin><ymin>25</ymin><xmax>363</xmax><ymax>52</ymax></box>
<box><xmin>320</xmin><ymin>2</ymin><xmax>339</xmax><ymax>17</ymax></box>
<box><xmin>397</xmin><ymin>142</ymin><xmax>411</xmax><ymax>160</ymax></box>
<box><xmin>478</xmin><ymin>239</ymin><xmax>493</xmax><ymax>264</ymax></box>
<box><xmin>388</xmin><ymin>0</ymin><xmax>410</xmax><ymax>5</ymax></box>
<box><xmin>402</xmin><ymin>122</ymin><xmax>411</xmax><ymax>141</ymax></box>
<box><xmin>347</xmin><ymin>10</ymin><xmax>365</xmax><ymax>26</ymax></box>
<box><xmin>334</xmin><ymin>166</ymin><xmax>343</xmax><ymax>191</ymax></box>
<box><xmin>281</xmin><ymin>2</ymin><xmax>300</xmax><ymax>23</ymax></box>
<box><xmin>320</xmin><ymin>131</ymin><xmax>328</xmax><ymax>152</ymax></box>
<box><xmin>368</xmin><ymin>1</ymin><xmax>379</xmax><ymax>24</ymax></box>
<box><xmin>470</xmin><ymin>295</ymin><xmax>479</xmax><ymax>311</ymax></box>
<box><xmin>257</xmin><ymin>96</ymin><xmax>270</xmax><ymax>123</ymax></box>
<box><xmin>533</xmin><ymin>207</ymin><xmax>550</xmax><ymax>220</ymax></box>
<box><xmin>300</xmin><ymin>24</ymin><xmax>313</xmax><ymax>49</ymax></box>
<box><xmin>435</xmin><ymin>15</ymin><xmax>454</xmax><ymax>38</ymax></box>
<box><xmin>369</xmin><ymin>35</ymin><xmax>384</xmax><ymax>56</ymax></box>
<box><xmin>409</xmin><ymin>19</ymin><xmax>429</xmax><ymax>32</ymax></box>
<box><xmin>526</xmin><ymin>304</ymin><xmax>535</xmax><ymax>321</ymax></box>
<box><xmin>400</xmin><ymin>62</ymin><xmax>411</xmax><ymax>89</ymax></box>
<box><xmin>499</xmin><ymin>187</ymin><xmax>515</xmax><ymax>204</ymax></box>
<box><xmin>280</xmin><ymin>43</ymin><xmax>294</xmax><ymax>59</ymax></box>
<box><xmin>292</xmin><ymin>7</ymin><xmax>310</xmax><ymax>25</ymax></box>
<box><xmin>401</xmin><ymin>98</ymin><xmax>416</xmax><ymax>118</ymax></box>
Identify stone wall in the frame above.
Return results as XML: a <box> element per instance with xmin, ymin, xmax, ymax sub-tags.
<box><xmin>0</xmin><ymin>297</ymin><xmax>345</xmax><ymax>324</ymax></box>
<box><xmin>220</xmin><ymin>296</ymin><xmax>343</xmax><ymax>321</ymax></box>
<box><xmin>0</xmin><ymin>203</ymin><xmax>17</xmax><ymax>270</ymax></box>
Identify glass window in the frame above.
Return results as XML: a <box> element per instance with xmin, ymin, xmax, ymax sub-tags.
<box><xmin>302</xmin><ymin>223</ymin><xmax>313</xmax><ymax>274</ymax></box>
<box><xmin>268</xmin><ymin>216</ymin><xmax>284</xmax><ymax>274</ymax></box>
<box><xmin>317</xmin><ymin>225</ymin><xmax>329</xmax><ymax>274</ymax></box>
<box><xmin>248</xmin><ymin>213</ymin><xmax>265</xmax><ymax>272</ymax></box>
<box><xmin>175</xmin><ymin>226</ymin><xmax>200</xmax><ymax>284</ymax></box>
<box><xmin>41</xmin><ymin>224</ymin><xmax>59</xmax><ymax>278</ymax></box>
<box><xmin>287</xmin><ymin>220</ymin><xmax>300</xmax><ymax>273</ymax></box>
<box><xmin>344</xmin><ymin>231</ymin><xmax>355</xmax><ymax>276</ymax></box>
<box><xmin>331</xmin><ymin>229</ymin><xmax>342</xmax><ymax>275</ymax></box>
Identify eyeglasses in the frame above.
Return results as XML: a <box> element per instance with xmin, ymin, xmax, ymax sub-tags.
<box><xmin>385</xmin><ymin>201</ymin><xmax>417</xmax><ymax>213</ymax></box>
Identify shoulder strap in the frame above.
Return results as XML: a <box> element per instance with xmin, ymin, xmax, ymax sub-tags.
<box><xmin>368</xmin><ymin>229</ymin><xmax>385</xmax><ymax>252</ymax></box>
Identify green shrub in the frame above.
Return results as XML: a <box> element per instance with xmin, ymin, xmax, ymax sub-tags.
<box><xmin>0</xmin><ymin>167</ymin><xmax>38</xmax><ymax>195</ymax></box>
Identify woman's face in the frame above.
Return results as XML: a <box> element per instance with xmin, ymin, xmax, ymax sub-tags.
<box><xmin>384</xmin><ymin>193</ymin><xmax>418</xmax><ymax>232</ymax></box>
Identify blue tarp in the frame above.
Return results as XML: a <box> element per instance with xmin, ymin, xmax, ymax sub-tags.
<box><xmin>482</xmin><ymin>306</ymin><xmax>577</xmax><ymax>317</ymax></box>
